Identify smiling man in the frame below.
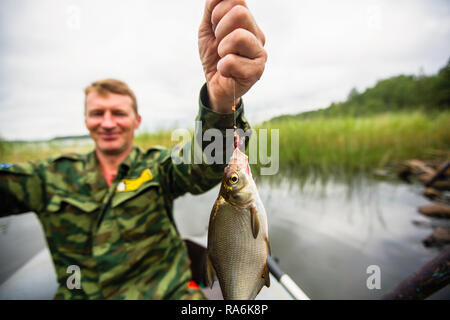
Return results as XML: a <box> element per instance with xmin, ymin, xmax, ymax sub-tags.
<box><xmin>0</xmin><ymin>0</ymin><xmax>266</xmax><ymax>299</ymax></box>
<box><xmin>84</xmin><ymin>80</ymin><xmax>142</xmax><ymax>186</ymax></box>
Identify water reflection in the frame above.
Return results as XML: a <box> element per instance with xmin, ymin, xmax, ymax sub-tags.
<box><xmin>174</xmin><ymin>166</ymin><xmax>450</xmax><ymax>299</ymax></box>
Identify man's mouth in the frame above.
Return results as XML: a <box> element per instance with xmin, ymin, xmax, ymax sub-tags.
<box><xmin>99</xmin><ymin>132</ymin><xmax>120</xmax><ymax>140</ymax></box>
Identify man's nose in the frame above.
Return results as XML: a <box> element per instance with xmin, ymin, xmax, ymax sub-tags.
<box><xmin>101</xmin><ymin>112</ymin><xmax>116</xmax><ymax>129</ymax></box>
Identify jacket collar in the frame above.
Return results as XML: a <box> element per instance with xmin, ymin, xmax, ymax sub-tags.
<box><xmin>83</xmin><ymin>146</ymin><xmax>142</xmax><ymax>198</ymax></box>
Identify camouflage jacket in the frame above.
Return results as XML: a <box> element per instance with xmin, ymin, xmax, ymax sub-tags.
<box><xmin>0</xmin><ymin>85</ymin><xmax>251</xmax><ymax>299</ymax></box>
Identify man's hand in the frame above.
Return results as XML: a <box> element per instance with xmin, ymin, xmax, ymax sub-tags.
<box><xmin>199</xmin><ymin>0</ymin><xmax>267</xmax><ymax>113</ymax></box>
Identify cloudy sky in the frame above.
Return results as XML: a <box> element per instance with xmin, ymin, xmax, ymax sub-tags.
<box><xmin>1</xmin><ymin>0</ymin><xmax>449</xmax><ymax>141</ymax></box>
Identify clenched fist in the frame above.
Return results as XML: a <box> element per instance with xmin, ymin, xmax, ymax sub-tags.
<box><xmin>199</xmin><ymin>0</ymin><xmax>267</xmax><ymax>113</ymax></box>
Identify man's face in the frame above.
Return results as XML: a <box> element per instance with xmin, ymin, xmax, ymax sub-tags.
<box><xmin>85</xmin><ymin>91</ymin><xmax>141</xmax><ymax>156</ymax></box>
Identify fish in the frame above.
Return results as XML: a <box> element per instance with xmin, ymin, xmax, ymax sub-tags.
<box><xmin>206</xmin><ymin>135</ymin><xmax>271</xmax><ymax>300</ymax></box>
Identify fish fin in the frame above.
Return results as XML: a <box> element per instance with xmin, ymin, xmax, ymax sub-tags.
<box><xmin>265</xmin><ymin>236</ymin><xmax>271</xmax><ymax>256</ymax></box>
<box><xmin>253</xmin><ymin>284</ymin><xmax>264</xmax><ymax>299</ymax></box>
<box><xmin>263</xmin><ymin>262</ymin><xmax>271</xmax><ymax>288</ymax></box>
<box><xmin>206</xmin><ymin>254</ymin><xmax>217</xmax><ymax>289</ymax></box>
<box><xmin>250</xmin><ymin>204</ymin><xmax>260</xmax><ymax>239</ymax></box>
<box><xmin>210</xmin><ymin>197</ymin><xmax>223</xmax><ymax>221</ymax></box>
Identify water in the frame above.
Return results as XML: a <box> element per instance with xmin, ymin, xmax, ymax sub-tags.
<box><xmin>173</xmin><ymin>170</ymin><xmax>450</xmax><ymax>300</ymax></box>
<box><xmin>1</xmin><ymin>169</ymin><xmax>448</xmax><ymax>299</ymax></box>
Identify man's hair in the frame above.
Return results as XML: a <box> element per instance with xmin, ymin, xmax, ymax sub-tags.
<box><xmin>84</xmin><ymin>78</ymin><xmax>138</xmax><ymax>114</ymax></box>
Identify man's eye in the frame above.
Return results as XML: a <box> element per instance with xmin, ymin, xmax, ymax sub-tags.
<box><xmin>113</xmin><ymin>112</ymin><xmax>127</xmax><ymax>117</ymax></box>
<box><xmin>90</xmin><ymin>111</ymin><xmax>103</xmax><ymax>117</ymax></box>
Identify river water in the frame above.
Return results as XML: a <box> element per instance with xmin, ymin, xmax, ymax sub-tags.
<box><xmin>1</xmin><ymin>169</ymin><xmax>448</xmax><ymax>299</ymax></box>
<box><xmin>174</xmin><ymin>170</ymin><xmax>450</xmax><ymax>300</ymax></box>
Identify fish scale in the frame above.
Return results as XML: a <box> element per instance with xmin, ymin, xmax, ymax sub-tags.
<box><xmin>209</xmin><ymin>201</ymin><xmax>267</xmax><ymax>299</ymax></box>
<box><xmin>207</xmin><ymin>136</ymin><xmax>270</xmax><ymax>300</ymax></box>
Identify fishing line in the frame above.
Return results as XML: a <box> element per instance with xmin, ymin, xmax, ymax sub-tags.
<box><xmin>232</xmin><ymin>79</ymin><xmax>238</xmax><ymax>148</ymax></box>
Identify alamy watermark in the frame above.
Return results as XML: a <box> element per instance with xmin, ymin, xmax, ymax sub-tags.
<box><xmin>170</xmin><ymin>122</ymin><xmax>279</xmax><ymax>175</ymax></box>
<box><xmin>66</xmin><ymin>5</ymin><xmax>81</xmax><ymax>31</ymax></box>
<box><xmin>366</xmin><ymin>4</ymin><xmax>383</xmax><ymax>31</ymax></box>
<box><xmin>366</xmin><ymin>265</ymin><xmax>381</xmax><ymax>290</ymax></box>
<box><xmin>66</xmin><ymin>265</ymin><xmax>81</xmax><ymax>290</ymax></box>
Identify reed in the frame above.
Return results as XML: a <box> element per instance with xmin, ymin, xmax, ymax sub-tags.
<box><xmin>1</xmin><ymin>111</ymin><xmax>449</xmax><ymax>178</ymax></box>
<box><xmin>254</xmin><ymin>111</ymin><xmax>450</xmax><ymax>175</ymax></box>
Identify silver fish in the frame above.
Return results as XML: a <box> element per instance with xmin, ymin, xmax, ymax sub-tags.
<box><xmin>206</xmin><ymin>137</ymin><xmax>270</xmax><ymax>300</ymax></box>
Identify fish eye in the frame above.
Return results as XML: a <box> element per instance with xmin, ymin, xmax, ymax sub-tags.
<box><xmin>229</xmin><ymin>173</ymin><xmax>239</xmax><ymax>185</ymax></box>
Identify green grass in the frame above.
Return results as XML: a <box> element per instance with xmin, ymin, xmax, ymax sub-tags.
<box><xmin>253</xmin><ymin>111</ymin><xmax>450</xmax><ymax>176</ymax></box>
<box><xmin>0</xmin><ymin>130</ymin><xmax>178</xmax><ymax>163</ymax></box>
<box><xmin>0</xmin><ymin>140</ymin><xmax>93</xmax><ymax>163</ymax></box>
<box><xmin>1</xmin><ymin>111</ymin><xmax>449</xmax><ymax>179</ymax></box>
<box><xmin>134</xmin><ymin>129</ymin><xmax>180</xmax><ymax>150</ymax></box>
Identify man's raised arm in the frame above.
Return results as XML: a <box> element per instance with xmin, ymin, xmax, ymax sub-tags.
<box><xmin>157</xmin><ymin>0</ymin><xmax>266</xmax><ymax>200</ymax></box>
<box><xmin>199</xmin><ymin>0</ymin><xmax>267</xmax><ymax>113</ymax></box>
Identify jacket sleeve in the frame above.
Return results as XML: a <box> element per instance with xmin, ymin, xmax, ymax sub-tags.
<box><xmin>158</xmin><ymin>83</ymin><xmax>251</xmax><ymax>200</ymax></box>
<box><xmin>0</xmin><ymin>161</ymin><xmax>47</xmax><ymax>217</ymax></box>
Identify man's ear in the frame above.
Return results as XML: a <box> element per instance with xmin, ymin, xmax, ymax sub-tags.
<box><xmin>83</xmin><ymin>100</ymin><xmax>89</xmax><ymax>126</ymax></box>
<box><xmin>84</xmin><ymin>112</ymin><xmax>88</xmax><ymax>128</ymax></box>
<box><xmin>135</xmin><ymin>114</ymin><xmax>142</xmax><ymax>130</ymax></box>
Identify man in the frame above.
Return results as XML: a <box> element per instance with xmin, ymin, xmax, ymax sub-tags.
<box><xmin>0</xmin><ymin>0</ymin><xmax>266</xmax><ymax>299</ymax></box>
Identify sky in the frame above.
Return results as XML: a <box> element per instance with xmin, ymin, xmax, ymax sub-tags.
<box><xmin>0</xmin><ymin>0</ymin><xmax>449</xmax><ymax>141</ymax></box>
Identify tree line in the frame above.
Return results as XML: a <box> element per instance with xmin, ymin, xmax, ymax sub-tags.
<box><xmin>270</xmin><ymin>58</ymin><xmax>450</xmax><ymax>122</ymax></box>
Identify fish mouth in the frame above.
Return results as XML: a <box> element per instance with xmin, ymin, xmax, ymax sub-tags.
<box><xmin>228</xmin><ymin>147</ymin><xmax>249</xmax><ymax>170</ymax></box>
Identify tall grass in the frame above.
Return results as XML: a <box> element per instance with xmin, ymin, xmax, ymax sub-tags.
<box><xmin>1</xmin><ymin>111</ymin><xmax>449</xmax><ymax>178</ymax></box>
<box><xmin>134</xmin><ymin>129</ymin><xmax>179</xmax><ymax>150</ymax></box>
<box><xmin>0</xmin><ymin>140</ymin><xmax>95</xmax><ymax>163</ymax></box>
<box><xmin>256</xmin><ymin>111</ymin><xmax>450</xmax><ymax>175</ymax></box>
<box><xmin>0</xmin><ymin>130</ymin><xmax>178</xmax><ymax>163</ymax></box>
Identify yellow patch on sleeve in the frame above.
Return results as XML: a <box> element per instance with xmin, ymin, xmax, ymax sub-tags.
<box><xmin>115</xmin><ymin>168</ymin><xmax>153</xmax><ymax>192</ymax></box>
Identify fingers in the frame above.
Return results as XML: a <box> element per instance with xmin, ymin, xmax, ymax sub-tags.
<box><xmin>217</xmin><ymin>54</ymin><xmax>266</xmax><ymax>83</ymax></box>
<box><xmin>218</xmin><ymin>28</ymin><xmax>267</xmax><ymax>61</ymax></box>
<box><xmin>199</xmin><ymin>0</ymin><xmax>267</xmax><ymax>111</ymax></box>
<box><xmin>214</xmin><ymin>4</ymin><xmax>265</xmax><ymax>46</ymax></box>
<box><xmin>213</xmin><ymin>3</ymin><xmax>267</xmax><ymax>82</ymax></box>
<box><xmin>211</xmin><ymin>0</ymin><xmax>248</xmax><ymax>30</ymax></box>
<box><xmin>201</xmin><ymin>0</ymin><xmax>223</xmax><ymax>31</ymax></box>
